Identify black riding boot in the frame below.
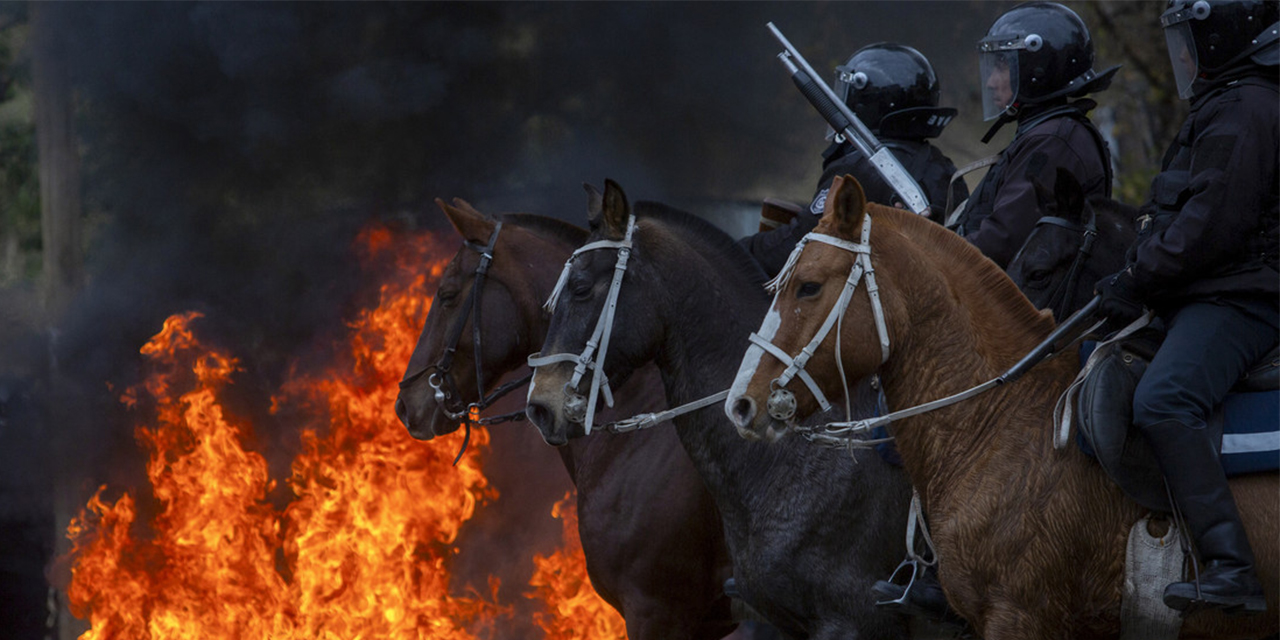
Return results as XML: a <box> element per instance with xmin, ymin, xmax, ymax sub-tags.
<box><xmin>1142</xmin><ymin>419</ymin><xmax>1266</xmax><ymax>615</ymax></box>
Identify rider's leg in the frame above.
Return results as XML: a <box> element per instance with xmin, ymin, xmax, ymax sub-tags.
<box><xmin>1133</xmin><ymin>300</ymin><xmax>1277</xmax><ymax>614</ymax></box>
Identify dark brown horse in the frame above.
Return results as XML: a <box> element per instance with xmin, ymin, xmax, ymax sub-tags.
<box><xmin>394</xmin><ymin>199</ymin><xmax>739</xmax><ymax>640</ymax></box>
<box><xmin>1007</xmin><ymin>167</ymin><xmax>1139</xmax><ymax>320</ymax></box>
<box><xmin>727</xmin><ymin>175</ymin><xmax>1278</xmax><ymax>640</ymax></box>
<box><xmin>525</xmin><ymin>180</ymin><xmax>917</xmax><ymax>640</ymax></box>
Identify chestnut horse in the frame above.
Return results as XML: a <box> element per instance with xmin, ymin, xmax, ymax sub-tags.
<box><xmin>394</xmin><ymin>200</ymin><xmax>739</xmax><ymax>640</ymax></box>
<box><xmin>1007</xmin><ymin>167</ymin><xmax>1138</xmax><ymax>320</ymax></box>
<box><xmin>726</xmin><ymin>175</ymin><xmax>1278</xmax><ymax>640</ymax></box>
<box><xmin>525</xmin><ymin>180</ymin><xmax>917</xmax><ymax>640</ymax></box>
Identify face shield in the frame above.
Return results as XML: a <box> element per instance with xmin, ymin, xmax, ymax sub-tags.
<box><xmin>978</xmin><ymin>35</ymin><xmax>1029</xmax><ymax>121</ymax></box>
<box><xmin>1160</xmin><ymin>2</ymin><xmax>1208</xmax><ymax>99</ymax></box>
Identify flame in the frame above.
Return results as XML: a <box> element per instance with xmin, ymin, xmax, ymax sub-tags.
<box><xmin>528</xmin><ymin>493</ymin><xmax>627</xmax><ymax>640</ymax></box>
<box><xmin>65</xmin><ymin>223</ymin><xmax>626</xmax><ymax>638</ymax></box>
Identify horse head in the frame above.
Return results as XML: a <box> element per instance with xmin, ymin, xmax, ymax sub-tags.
<box><xmin>395</xmin><ymin>199</ymin><xmax>561</xmax><ymax>440</ymax></box>
<box><xmin>525</xmin><ymin>180</ymin><xmax>659</xmax><ymax>446</ymax></box>
<box><xmin>726</xmin><ymin>175</ymin><xmax>916</xmax><ymax>441</ymax></box>
<box><xmin>1007</xmin><ymin>167</ymin><xmax>1137</xmax><ymax>320</ymax></box>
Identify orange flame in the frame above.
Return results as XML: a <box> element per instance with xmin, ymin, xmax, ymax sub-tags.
<box><xmin>528</xmin><ymin>493</ymin><xmax>628</xmax><ymax>640</ymax></box>
<box><xmin>65</xmin><ymin>223</ymin><xmax>626</xmax><ymax>638</ymax></box>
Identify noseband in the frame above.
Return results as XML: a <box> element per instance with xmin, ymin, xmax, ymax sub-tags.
<box><xmin>527</xmin><ymin>215</ymin><xmax>637</xmax><ymax>434</ymax></box>
<box><xmin>748</xmin><ymin>213</ymin><xmax>889</xmax><ymax>422</ymax></box>
<box><xmin>397</xmin><ymin>222</ymin><xmax>532</xmax><ymax>462</ymax></box>
<box><xmin>1014</xmin><ymin>205</ymin><xmax>1098</xmax><ymax>321</ymax></box>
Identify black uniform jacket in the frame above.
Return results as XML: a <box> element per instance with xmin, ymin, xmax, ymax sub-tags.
<box><xmin>1129</xmin><ymin>76</ymin><xmax>1280</xmax><ymax>310</ymax></box>
<box><xmin>958</xmin><ymin>101</ymin><xmax>1111</xmax><ymax>270</ymax></box>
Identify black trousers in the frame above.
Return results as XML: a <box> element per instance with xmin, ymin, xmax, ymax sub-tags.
<box><xmin>1133</xmin><ymin>299</ymin><xmax>1279</xmax><ymax>433</ymax></box>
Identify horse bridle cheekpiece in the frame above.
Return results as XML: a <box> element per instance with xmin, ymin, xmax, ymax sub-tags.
<box><xmin>527</xmin><ymin>214</ymin><xmax>638</xmax><ymax>434</ymax></box>
<box><xmin>750</xmin><ymin>213</ymin><xmax>890</xmax><ymax>422</ymax></box>
<box><xmin>397</xmin><ymin>221</ymin><xmax>531</xmax><ymax>464</ymax></box>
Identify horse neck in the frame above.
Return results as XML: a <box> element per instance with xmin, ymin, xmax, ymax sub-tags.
<box><xmin>640</xmin><ymin>233</ymin><xmax>781</xmax><ymax>516</ymax></box>
<box><xmin>875</xmin><ymin>263</ymin><xmax>1080</xmax><ymax>508</ymax></box>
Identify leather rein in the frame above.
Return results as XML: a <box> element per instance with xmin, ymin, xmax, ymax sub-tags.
<box><xmin>397</xmin><ymin>221</ymin><xmax>531</xmax><ymax>465</ymax></box>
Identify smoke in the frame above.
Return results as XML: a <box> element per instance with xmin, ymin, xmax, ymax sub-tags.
<box><xmin>5</xmin><ymin>1</ymin><xmax>1025</xmax><ymax>634</ymax></box>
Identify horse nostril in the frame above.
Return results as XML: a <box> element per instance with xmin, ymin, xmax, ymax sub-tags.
<box><xmin>526</xmin><ymin>400</ymin><xmax>552</xmax><ymax>430</ymax></box>
<box><xmin>394</xmin><ymin>397</ymin><xmax>410</xmax><ymax>427</ymax></box>
<box><xmin>730</xmin><ymin>397</ymin><xmax>756</xmax><ymax>428</ymax></box>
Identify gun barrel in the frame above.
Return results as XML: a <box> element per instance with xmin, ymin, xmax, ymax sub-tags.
<box><xmin>767</xmin><ymin>22</ymin><xmax>931</xmax><ymax>216</ymax></box>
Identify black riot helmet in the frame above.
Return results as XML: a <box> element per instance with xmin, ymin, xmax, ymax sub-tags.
<box><xmin>833</xmin><ymin>43</ymin><xmax>956</xmax><ymax>139</ymax></box>
<box><xmin>977</xmin><ymin>2</ymin><xmax>1119</xmax><ymax>120</ymax></box>
<box><xmin>1161</xmin><ymin>0</ymin><xmax>1280</xmax><ymax>99</ymax></box>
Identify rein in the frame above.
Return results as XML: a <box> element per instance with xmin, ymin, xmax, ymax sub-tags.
<box><xmin>397</xmin><ymin>222</ymin><xmax>532</xmax><ymax>465</ymax></box>
<box><xmin>797</xmin><ymin>296</ymin><xmax>1104</xmax><ymax>450</ymax></box>
<box><xmin>527</xmin><ymin>216</ymin><xmax>637</xmax><ymax>434</ymax></box>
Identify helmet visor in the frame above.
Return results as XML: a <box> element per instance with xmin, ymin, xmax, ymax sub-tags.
<box><xmin>1163</xmin><ymin>21</ymin><xmax>1199</xmax><ymax>99</ymax></box>
<box><xmin>979</xmin><ymin>49</ymin><xmax>1019</xmax><ymax>121</ymax></box>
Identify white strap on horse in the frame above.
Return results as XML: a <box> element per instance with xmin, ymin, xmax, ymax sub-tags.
<box><xmin>528</xmin><ymin>215</ymin><xmax>637</xmax><ymax>434</ymax></box>
<box><xmin>605</xmin><ymin>389</ymin><xmax>731</xmax><ymax>434</ymax></box>
<box><xmin>752</xmin><ymin>214</ymin><xmax>889</xmax><ymax>414</ymax></box>
<box><xmin>1052</xmin><ymin>311</ymin><xmax>1154</xmax><ymax>450</ymax></box>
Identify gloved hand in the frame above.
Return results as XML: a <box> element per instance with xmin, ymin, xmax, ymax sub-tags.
<box><xmin>1094</xmin><ymin>268</ymin><xmax>1145</xmax><ymax>335</ymax></box>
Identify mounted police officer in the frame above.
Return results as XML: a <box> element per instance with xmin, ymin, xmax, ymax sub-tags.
<box><xmin>743</xmin><ymin>42</ymin><xmax>967</xmax><ymax>277</ymax></box>
<box><xmin>1095</xmin><ymin>0</ymin><xmax>1279</xmax><ymax>615</ymax></box>
<box><xmin>950</xmin><ymin>1</ymin><xmax>1119</xmax><ymax>271</ymax></box>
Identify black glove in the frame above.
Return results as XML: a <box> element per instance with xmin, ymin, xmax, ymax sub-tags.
<box><xmin>1094</xmin><ymin>268</ymin><xmax>1144</xmax><ymax>334</ymax></box>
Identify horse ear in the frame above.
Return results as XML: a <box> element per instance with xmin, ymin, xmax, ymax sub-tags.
<box><xmin>599</xmin><ymin>179</ymin><xmax>630</xmax><ymax>240</ymax></box>
<box><xmin>1053</xmin><ymin>167</ymin><xmax>1085</xmax><ymax>223</ymax></box>
<box><xmin>436</xmin><ymin>197</ymin><xmax>496</xmax><ymax>244</ymax></box>
<box><xmin>584</xmin><ymin>183</ymin><xmax>604</xmax><ymax>230</ymax></box>
<box><xmin>823</xmin><ymin>174</ymin><xmax>868</xmax><ymax>238</ymax></box>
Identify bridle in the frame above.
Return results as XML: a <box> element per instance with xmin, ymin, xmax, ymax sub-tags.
<box><xmin>526</xmin><ymin>215</ymin><xmax>637</xmax><ymax>434</ymax></box>
<box><xmin>747</xmin><ymin>213</ymin><xmax>890</xmax><ymax>423</ymax></box>
<box><xmin>397</xmin><ymin>221</ymin><xmax>531</xmax><ymax>463</ymax></box>
<box><xmin>1012</xmin><ymin>204</ymin><xmax>1098</xmax><ymax>322</ymax></box>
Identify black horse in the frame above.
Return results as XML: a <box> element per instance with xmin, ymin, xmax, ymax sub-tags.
<box><xmin>525</xmin><ymin>180</ymin><xmax>915</xmax><ymax>640</ymax></box>
<box><xmin>1007</xmin><ymin>168</ymin><xmax>1139</xmax><ymax>320</ymax></box>
<box><xmin>394</xmin><ymin>199</ymin><xmax>743</xmax><ymax>640</ymax></box>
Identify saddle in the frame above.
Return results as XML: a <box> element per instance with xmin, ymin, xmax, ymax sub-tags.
<box><xmin>1068</xmin><ymin>329</ymin><xmax>1280</xmax><ymax>512</ymax></box>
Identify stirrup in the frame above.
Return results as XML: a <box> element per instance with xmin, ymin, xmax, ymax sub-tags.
<box><xmin>874</xmin><ymin>557</ymin><xmax>923</xmax><ymax>608</ymax></box>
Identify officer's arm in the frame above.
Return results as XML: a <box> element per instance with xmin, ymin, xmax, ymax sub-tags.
<box><xmin>1130</xmin><ymin>92</ymin><xmax>1276</xmax><ymax>290</ymax></box>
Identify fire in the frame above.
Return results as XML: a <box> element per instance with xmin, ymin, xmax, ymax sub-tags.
<box><xmin>529</xmin><ymin>493</ymin><xmax>627</xmax><ymax>640</ymax></box>
<box><xmin>65</xmin><ymin>223</ymin><xmax>625</xmax><ymax>638</ymax></box>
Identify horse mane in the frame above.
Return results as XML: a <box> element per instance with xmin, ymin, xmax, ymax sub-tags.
<box><xmin>633</xmin><ymin>200</ymin><xmax>769</xmax><ymax>289</ymax></box>
<box><xmin>502</xmin><ymin>212</ymin><xmax>588</xmax><ymax>246</ymax></box>
<box><xmin>872</xmin><ymin>204</ymin><xmax>1055</xmax><ymax>337</ymax></box>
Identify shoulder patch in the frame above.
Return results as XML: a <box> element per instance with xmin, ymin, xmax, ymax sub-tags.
<box><xmin>810</xmin><ymin>189</ymin><xmax>829</xmax><ymax>215</ymax></box>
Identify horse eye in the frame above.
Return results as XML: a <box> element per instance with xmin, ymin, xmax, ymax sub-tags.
<box><xmin>1025</xmin><ymin>269</ymin><xmax>1051</xmax><ymax>284</ymax></box>
<box><xmin>797</xmin><ymin>282</ymin><xmax>822</xmax><ymax>298</ymax></box>
<box><xmin>570</xmin><ymin>279</ymin><xmax>594</xmax><ymax>300</ymax></box>
<box><xmin>437</xmin><ymin>290</ymin><xmax>460</xmax><ymax>306</ymax></box>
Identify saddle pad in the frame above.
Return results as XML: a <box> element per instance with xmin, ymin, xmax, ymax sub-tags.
<box><xmin>1217</xmin><ymin>391</ymin><xmax>1280</xmax><ymax>475</ymax></box>
<box><xmin>1075</xmin><ymin>341</ymin><xmax>1280</xmax><ymax>512</ymax></box>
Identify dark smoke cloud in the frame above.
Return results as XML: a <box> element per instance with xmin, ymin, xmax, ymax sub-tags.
<box><xmin>8</xmin><ymin>1</ymin><xmax>1027</xmax><ymax>633</ymax></box>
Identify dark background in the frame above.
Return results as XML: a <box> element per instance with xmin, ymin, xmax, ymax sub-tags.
<box><xmin>0</xmin><ymin>3</ymin><xmax>1179</xmax><ymax>638</ymax></box>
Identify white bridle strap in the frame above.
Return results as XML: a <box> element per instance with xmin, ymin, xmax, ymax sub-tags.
<box><xmin>528</xmin><ymin>216</ymin><xmax>637</xmax><ymax>434</ymax></box>
<box><xmin>749</xmin><ymin>214</ymin><xmax>889</xmax><ymax>412</ymax></box>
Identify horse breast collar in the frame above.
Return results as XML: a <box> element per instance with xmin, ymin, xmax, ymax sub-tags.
<box><xmin>749</xmin><ymin>212</ymin><xmax>890</xmax><ymax>421</ymax></box>
<box><xmin>527</xmin><ymin>215</ymin><xmax>638</xmax><ymax>433</ymax></box>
